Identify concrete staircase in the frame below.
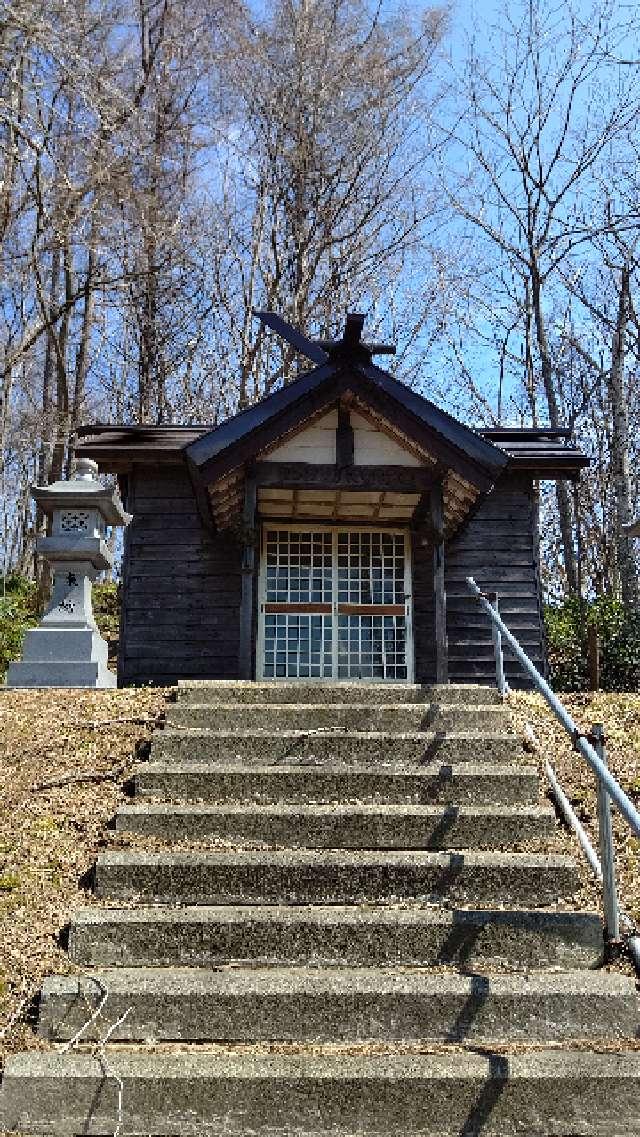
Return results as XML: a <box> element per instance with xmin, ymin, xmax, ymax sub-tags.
<box><xmin>2</xmin><ymin>681</ymin><xmax>640</xmax><ymax>1135</ymax></box>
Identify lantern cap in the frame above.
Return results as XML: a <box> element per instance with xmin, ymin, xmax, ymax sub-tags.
<box><xmin>31</xmin><ymin>465</ymin><xmax>131</xmax><ymax>526</ymax></box>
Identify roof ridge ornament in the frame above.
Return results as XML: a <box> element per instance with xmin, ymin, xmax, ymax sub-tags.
<box><xmin>253</xmin><ymin>309</ymin><xmax>396</xmax><ymax>365</ymax></box>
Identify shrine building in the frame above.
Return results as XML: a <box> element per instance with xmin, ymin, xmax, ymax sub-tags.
<box><xmin>77</xmin><ymin>314</ymin><xmax>588</xmax><ymax>688</ymax></box>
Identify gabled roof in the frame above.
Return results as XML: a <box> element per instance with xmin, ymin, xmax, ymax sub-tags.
<box><xmin>76</xmin><ymin>349</ymin><xmax>589</xmax><ymax>490</ymax></box>
<box><xmin>77</xmin><ymin>419</ymin><xmax>589</xmax><ymax>477</ymax></box>
<box><xmin>185</xmin><ymin>359</ymin><xmax>508</xmax><ymax>493</ymax></box>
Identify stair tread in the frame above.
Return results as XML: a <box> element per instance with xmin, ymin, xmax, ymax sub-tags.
<box><xmin>72</xmin><ymin>902</ymin><xmax>600</xmax><ymax>921</ymax></box>
<box><xmin>5</xmin><ymin>1048</ymin><xmax>639</xmax><ymax>1137</ymax></box>
<box><xmin>6</xmin><ymin>1047</ymin><xmax>640</xmax><ymax>1075</ymax></box>
<box><xmin>117</xmin><ymin>802</ymin><xmax>551</xmax><ymax>817</ymax></box>
<box><xmin>171</xmin><ymin>700</ymin><xmax>506</xmax><ymax>708</ymax></box>
<box><xmin>68</xmin><ymin>903</ymin><xmax>604</xmax><ymax>970</ymax></box>
<box><xmin>157</xmin><ymin>727</ymin><xmax>519</xmax><ymax>739</ymax></box>
<box><xmin>137</xmin><ymin>760</ymin><xmax>535</xmax><ymax>774</ymax></box>
<box><xmin>97</xmin><ymin>848</ymin><xmax>573</xmax><ymax>866</ymax></box>
<box><xmin>177</xmin><ymin>681</ymin><xmax>492</xmax><ymax>690</ymax></box>
<box><xmin>41</xmin><ymin>967</ymin><xmax>636</xmax><ymax>995</ymax></box>
<box><xmin>175</xmin><ymin>681</ymin><xmax>503</xmax><ymax>703</ymax></box>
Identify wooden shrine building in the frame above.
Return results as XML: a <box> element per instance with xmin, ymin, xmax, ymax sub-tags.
<box><xmin>78</xmin><ymin>314</ymin><xmax>588</xmax><ymax>688</ymax></box>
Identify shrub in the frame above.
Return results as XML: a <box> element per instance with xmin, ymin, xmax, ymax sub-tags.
<box><xmin>0</xmin><ymin>574</ymin><xmax>121</xmax><ymax>680</ymax></box>
<box><xmin>0</xmin><ymin>575</ymin><xmax>39</xmax><ymax>680</ymax></box>
<box><xmin>93</xmin><ymin>581</ymin><xmax>120</xmax><ymax>640</ymax></box>
<box><xmin>545</xmin><ymin>593</ymin><xmax>640</xmax><ymax>692</ymax></box>
<box><xmin>93</xmin><ymin>581</ymin><xmax>120</xmax><ymax>665</ymax></box>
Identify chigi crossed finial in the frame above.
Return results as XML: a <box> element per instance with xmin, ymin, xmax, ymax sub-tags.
<box><xmin>253</xmin><ymin>309</ymin><xmax>396</xmax><ymax>364</ymax></box>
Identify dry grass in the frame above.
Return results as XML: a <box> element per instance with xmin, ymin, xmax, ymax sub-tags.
<box><xmin>510</xmin><ymin>691</ymin><xmax>640</xmax><ymax>928</ymax></box>
<box><xmin>0</xmin><ymin>687</ymin><xmax>168</xmax><ymax>1062</ymax></box>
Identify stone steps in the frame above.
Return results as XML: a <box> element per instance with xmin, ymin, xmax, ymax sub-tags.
<box><xmin>4</xmin><ymin>1049</ymin><xmax>640</xmax><ymax>1136</ymax></box>
<box><xmin>4</xmin><ymin>678</ymin><xmax>637</xmax><ymax>1136</ymax></box>
<box><xmin>38</xmin><ymin>968</ymin><xmax>640</xmax><ymax>1044</ymax></box>
<box><xmin>94</xmin><ymin>849</ymin><xmax>579</xmax><ymax>906</ymax></box>
<box><xmin>134</xmin><ymin>760</ymin><xmax>541</xmax><ymax>805</ymax></box>
<box><xmin>151</xmin><ymin>728</ymin><xmax>524</xmax><ymax>765</ymax></box>
<box><xmin>175</xmin><ymin>680</ymin><xmax>504</xmax><ymax>705</ymax></box>
<box><xmin>69</xmin><ymin>903</ymin><xmax>604</xmax><ymax>970</ymax></box>
<box><xmin>164</xmin><ymin>701</ymin><xmax>509</xmax><ymax>732</ymax></box>
<box><xmin>115</xmin><ymin>801</ymin><xmax>555</xmax><ymax>848</ymax></box>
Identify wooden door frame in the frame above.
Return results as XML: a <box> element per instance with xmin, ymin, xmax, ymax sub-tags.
<box><xmin>256</xmin><ymin>522</ymin><xmax>414</xmax><ymax>682</ymax></box>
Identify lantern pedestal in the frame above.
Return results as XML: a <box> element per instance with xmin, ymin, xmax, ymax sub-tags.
<box><xmin>9</xmin><ymin>655</ymin><xmax>116</xmax><ymax>688</ymax></box>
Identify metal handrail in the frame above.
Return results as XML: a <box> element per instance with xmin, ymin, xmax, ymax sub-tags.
<box><xmin>465</xmin><ymin>576</ymin><xmax>640</xmax><ymax>838</ymax></box>
<box><xmin>466</xmin><ymin>575</ymin><xmax>640</xmax><ymax>955</ymax></box>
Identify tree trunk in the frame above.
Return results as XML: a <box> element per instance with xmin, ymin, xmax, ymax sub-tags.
<box><xmin>49</xmin><ymin>231</ymin><xmax>72</xmax><ymax>484</ymax></box>
<box><xmin>530</xmin><ymin>264</ymin><xmax>578</xmax><ymax>593</ymax></box>
<box><xmin>608</xmin><ymin>263</ymin><xmax>639</xmax><ymax>607</ymax></box>
<box><xmin>66</xmin><ymin>244</ymin><xmax>96</xmax><ymax>477</ymax></box>
<box><xmin>35</xmin><ymin>248</ymin><xmax>61</xmax><ymax>605</ymax></box>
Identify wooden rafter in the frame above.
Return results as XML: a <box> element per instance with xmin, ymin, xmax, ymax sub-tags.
<box><xmin>254</xmin><ymin>462</ymin><xmax>436</xmax><ymax>493</ymax></box>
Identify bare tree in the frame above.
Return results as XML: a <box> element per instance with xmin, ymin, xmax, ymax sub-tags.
<box><xmin>557</xmin><ymin>232</ymin><xmax>640</xmax><ymax>606</ymax></box>
<box><xmin>209</xmin><ymin>0</ymin><xmax>446</xmax><ymax>406</ymax></box>
<box><xmin>440</xmin><ymin>0</ymin><xmax>640</xmax><ymax>594</ymax></box>
<box><xmin>0</xmin><ymin>0</ymin><xmax>232</xmax><ymax>572</ymax></box>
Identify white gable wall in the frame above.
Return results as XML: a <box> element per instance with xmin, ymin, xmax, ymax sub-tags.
<box><xmin>263</xmin><ymin>408</ymin><xmax>424</xmax><ymax>467</ymax></box>
<box><xmin>350</xmin><ymin>411</ymin><xmax>423</xmax><ymax>467</ymax></box>
<box><xmin>263</xmin><ymin>410</ymin><xmax>337</xmax><ymax>464</ymax></box>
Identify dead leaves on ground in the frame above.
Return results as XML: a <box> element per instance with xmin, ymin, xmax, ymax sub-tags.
<box><xmin>510</xmin><ymin>691</ymin><xmax>640</xmax><ymax>928</ymax></box>
<box><xmin>0</xmin><ymin>687</ymin><xmax>167</xmax><ymax>1062</ymax></box>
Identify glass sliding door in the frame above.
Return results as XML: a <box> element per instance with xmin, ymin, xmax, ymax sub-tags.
<box><xmin>260</xmin><ymin>528</ymin><xmax>333</xmax><ymax>680</ymax></box>
<box><xmin>258</xmin><ymin>526</ymin><xmax>413</xmax><ymax>681</ymax></box>
<box><xmin>336</xmin><ymin>530</ymin><xmax>409</xmax><ymax>680</ymax></box>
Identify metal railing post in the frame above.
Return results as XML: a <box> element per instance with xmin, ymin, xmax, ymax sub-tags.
<box><xmin>593</xmin><ymin>722</ymin><xmax>620</xmax><ymax>941</ymax></box>
<box><xmin>487</xmin><ymin>591</ymin><xmax>507</xmax><ymax>696</ymax></box>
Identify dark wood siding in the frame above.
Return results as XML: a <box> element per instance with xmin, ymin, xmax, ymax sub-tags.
<box><xmin>411</xmin><ymin>534</ymin><xmax>436</xmax><ymax>684</ymax></box>
<box><xmin>119</xmin><ymin>465</ymin><xmax>243</xmax><ymax>685</ymax></box>
<box><xmin>118</xmin><ymin>466</ymin><xmax>545</xmax><ymax>688</ymax></box>
<box><xmin>444</xmin><ymin>473</ymin><xmax>546</xmax><ymax>688</ymax></box>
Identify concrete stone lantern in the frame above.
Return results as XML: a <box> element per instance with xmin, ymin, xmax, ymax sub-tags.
<box><xmin>6</xmin><ymin>458</ymin><xmax>131</xmax><ymax>688</ymax></box>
